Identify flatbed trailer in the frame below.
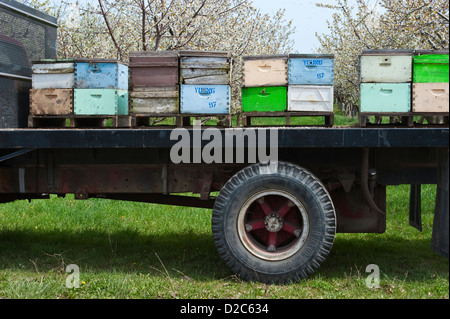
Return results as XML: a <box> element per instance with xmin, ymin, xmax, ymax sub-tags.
<box><xmin>0</xmin><ymin>126</ymin><xmax>448</xmax><ymax>284</ymax></box>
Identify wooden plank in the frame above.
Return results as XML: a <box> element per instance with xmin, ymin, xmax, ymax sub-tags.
<box><xmin>240</xmin><ymin>111</ymin><xmax>334</xmax><ymax>127</ymax></box>
<box><xmin>130</xmin><ymin>87</ymin><xmax>179</xmax><ymax>114</ymax></box>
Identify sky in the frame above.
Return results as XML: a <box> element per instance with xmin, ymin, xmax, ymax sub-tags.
<box><xmin>251</xmin><ymin>0</ymin><xmax>336</xmax><ymax>53</ymax></box>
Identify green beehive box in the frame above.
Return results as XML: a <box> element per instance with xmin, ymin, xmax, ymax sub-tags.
<box><xmin>74</xmin><ymin>89</ymin><xmax>128</xmax><ymax>115</ymax></box>
<box><xmin>413</xmin><ymin>53</ymin><xmax>449</xmax><ymax>83</ymax></box>
<box><xmin>241</xmin><ymin>87</ymin><xmax>287</xmax><ymax>112</ymax></box>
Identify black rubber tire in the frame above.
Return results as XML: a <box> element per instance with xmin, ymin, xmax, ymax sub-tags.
<box><xmin>212</xmin><ymin>161</ymin><xmax>336</xmax><ymax>284</ymax></box>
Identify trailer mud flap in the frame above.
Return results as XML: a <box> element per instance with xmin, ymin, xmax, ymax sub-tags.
<box><xmin>431</xmin><ymin>148</ymin><xmax>449</xmax><ymax>259</ymax></box>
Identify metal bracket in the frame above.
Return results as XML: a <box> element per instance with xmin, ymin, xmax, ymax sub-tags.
<box><xmin>0</xmin><ymin>149</ymin><xmax>35</xmax><ymax>163</ymax></box>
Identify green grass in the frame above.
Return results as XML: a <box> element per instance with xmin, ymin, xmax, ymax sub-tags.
<box><xmin>0</xmin><ymin>185</ymin><xmax>448</xmax><ymax>299</ymax></box>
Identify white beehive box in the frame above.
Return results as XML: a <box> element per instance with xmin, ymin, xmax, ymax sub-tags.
<box><xmin>359</xmin><ymin>50</ymin><xmax>413</xmax><ymax>83</ymax></box>
<box><xmin>287</xmin><ymin>85</ymin><xmax>334</xmax><ymax>112</ymax></box>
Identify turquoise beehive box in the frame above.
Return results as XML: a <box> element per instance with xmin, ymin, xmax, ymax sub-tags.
<box><xmin>360</xmin><ymin>83</ymin><xmax>411</xmax><ymax>112</ymax></box>
<box><xmin>74</xmin><ymin>89</ymin><xmax>128</xmax><ymax>115</ymax></box>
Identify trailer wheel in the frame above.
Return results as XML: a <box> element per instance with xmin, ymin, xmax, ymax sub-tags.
<box><xmin>212</xmin><ymin>162</ymin><xmax>336</xmax><ymax>284</ymax></box>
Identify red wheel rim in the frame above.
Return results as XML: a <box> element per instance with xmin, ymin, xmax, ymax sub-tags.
<box><xmin>237</xmin><ymin>190</ymin><xmax>310</xmax><ymax>261</ymax></box>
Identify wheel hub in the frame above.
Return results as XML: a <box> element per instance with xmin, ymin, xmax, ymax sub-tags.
<box><xmin>264</xmin><ymin>214</ymin><xmax>283</xmax><ymax>232</ymax></box>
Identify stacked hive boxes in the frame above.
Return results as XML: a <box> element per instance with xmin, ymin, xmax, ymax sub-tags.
<box><xmin>241</xmin><ymin>55</ymin><xmax>288</xmax><ymax>112</ymax></box>
<box><xmin>287</xmin><ymin>54</ymin><xmax>334</xmax><ymax>112</ymax></box>
<box><xmin>179</xmin><ymin>51</ymin><xmax>231</xmax><ymax>114</ymax></box>
<box><xmin>129</xmin><ymin>51</ymin><xmax>179</xmax><ymax>115</ymax></box>
<box><xmin>30</xmin><ymin>58</ymin><xmax>128</xmax><ymax>123</ymax></box>
<box><xmin>359</xmin><ymin>50</ymin><xmax>413</xmax><ymax>113</ymax></box>
<box><xmin>412</xmin><ymin>50</ymin><xmax>449</xmax><ymax>113</ymax></box>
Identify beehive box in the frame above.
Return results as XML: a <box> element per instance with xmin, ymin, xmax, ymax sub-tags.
<box><xmin>287</xmin><ymin>85</ymin><xmax>333</xmax><ymax>112</ymax></box>
<box><xmin>32</xmin><ymin>60</ymin><xmax>75</xmax><ymax>89</ymax></box>
<box><xmin>30</xmin><ymin>88</ymin><xmax>73</xmax><ymax>115</ymax></box>
<box><xmin>241</xmin><ymin>87</ymin><xmax>287</xmax><ymax>112</ymax></box>
<box><xmin>242</xmin><ymin>55</ymin><xmax>288</xmax><ymax>87</ymax></box>
<box><xmin>129</xmin><ymin>51</ymin><xmax>179</xmax><ymax>88</ymax></box>
<box><xmin>360</xmin><ymin>83</ymin><xmax>411</xmax><ymax>112</ymax></box>
<box><xmin>288</xmin><ymin>54</ymin><xmax>334</xmax><ymax>85</ymax></box>
<box><xmin>180</xmin><ymin>84</ymin><xmax>230</xmax><ymax>114</ymax></box>
<box><xmin>359</xmin><ymin>50</ymin><xmax>413</xmax><ymax>83</ymax></box>
<box><xmin>32</xmin><ymin>59</ymin><xmax>128</xmax><ymax>90</ymax></box>
<box><xmin>412</xmin><ymin>83</ymin><xmax>449</xmax><ymax>112</ymax></box>
<box><xmin>413</xmin><ymin>51</ymin><xmax>449</xmax><ymax>83</ymax></box>
<box><xmin>130</xmin><ymin>86</ymin><xmax>179</xmax><ymax>114</ymax></box>
<box><xmin>74</xmin><ymin>89</ymin><xmax>128</xmax><ymax>115</ymax></box>
<box><xmin>179</xmin><ymin>51</ymin><xmax>231</xmax><ymax>85</ymax></box>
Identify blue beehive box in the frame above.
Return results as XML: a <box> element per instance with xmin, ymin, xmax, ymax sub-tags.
<box><xmin>75</xmin><ymin>59</ymin><xmax>128</xmax><ymax>90</ymax></box>
<box><xmin>180</xmin><ymin>84</ymin><xmax>230</xmax><ymax>114</ymax></box>
<box><xmin>288</xmin><ymin>54</ymin><xmax>334</xmax><ymax>85</ymax></box>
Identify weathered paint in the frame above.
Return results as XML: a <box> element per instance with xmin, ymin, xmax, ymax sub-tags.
<box><xmin>30</xmin><ymin>88</ymin><xmax>73</xmax><ymax>115</ymax></box>
<box><xmin>288</xmin><ymin>56</ymin><xmax>334</xmax><ymax>85</ymax></box>
<box><xmin>75</xmin><ymin>62</ymin><xmax>128</xmax><ymax>90</ymax></box>
<box><xmin>180</xmin><ymin>84</ymin><xmax>230</xmax><ymax>114</ymax></box>
<box><xmin>241</xmin><ymin>86</ymin><xmax>287</xmax><ymax>112</ymax></box>
<box><xmin>180</xmin><ymin>53</ymin><xmax>230</xmax><ymax>85</ymax></box>
<box><xmin>130</xmin><ymin>86</ymin><xmax>179</xmax><ymax>114</ymax></box>
<box><xmin>74</xmin><ymin>89</ymin><xmax>128</xmax><ymax>115</ymax></box>
<box><xmin>360</xmin><ymin>55</ymin><xmax>412</xmax><ymax>83</ymax></box>
<box><xmin>129</xmin><ymin>51</ymin><xmax>179</xmax><ymax>87</ymax></box>
<box><xmin>413</xmin><ymin>83</ymin><xmax>449</xmax><ymax>112</ymax></box>
<box><xmin>32</xmin><ymin>62</ymin><xmax>75</xmax><ymax>89</ymax></box>
<box><xmin>360</xmin><ymin>83</ymin><xmax>411</xmax><ymax>112</ymax></box>
<box><xmin>242</xmin><ymin>56</ymin><xmax>288</xmax><ymax>87</ymax></box>
<box><xmin>413</xmin><ymin>54</ymin><xmax>449</xmax><ymax>83</ymax></box>
<box><xmin>287</xmin><ymin>85</ymin><xmax>334</xmax><ymax>112</ymax></box>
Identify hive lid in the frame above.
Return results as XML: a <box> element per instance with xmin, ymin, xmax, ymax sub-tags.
<box><xmin>129</xmin><ymin>51</ymin><xmax>179</xmax><ymax>57</ymax></box>
<box><xmin>243</xmin><ymin>54</ymin><xmax>288</xmax><ymax>60</ymax></box>
<box><xmin>288</xmin><ymin>53</ymin><xmax>334</xmax><ymax>59</ymax></box>
<box><xmin>361</xmin><ymin>49</ymin><xmax>414</xmax><ymax>56</ymax></box>
<box><xmin>179</xmin><ymin>50</ymin><xmax>230</xmax><ymax>58</ymax></box>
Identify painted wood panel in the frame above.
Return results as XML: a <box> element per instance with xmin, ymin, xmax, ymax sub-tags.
<box><xmin>74</xmin><ymin>89</ymin><xmax>128</xmax><ymax>115</ymax></box>
<box><xmin>242</xmin><ymin>56</ymin><xmax>288</xmax><ymax>87</ymax></box>
<box><xmin>288</xmin><ymin>85</ymin><xmax>333</xmax><ymax>112</ymax></box>
<box><xmin>180</xmin><ymin>51</ymin><xmax>230</xmax><ymax>85</ymax></box>
<box><xmin>360</xmin><ymin>55</ymin><xmax>412</xmax><ymax>83</ymax></box>
<box><xmin>413</xmin><ymin>54</ymin><xmax>449</xmax><ymax>83</ymax></box>
<box><xmin>75</xmin><ymin>62</ymin><xmax>128</xmax><ymax>90</ymax></box>
<box><xmin>130</xmin><ymin>86</ymin><xmax>179</xmax><ymax>114</ymax></box>
<box><xmin>129</xmin><ymin>51</ymin><xmax>179</xmax><ymax>87</ymax></box>
<box><xmin>32</xmin><ymin>62</ymin><xmax>75</xmax><ymax>89</ymax></box>
<box><xmin>288</xmin><ymin>56</ymin><xmax>334</xmax><ymax>85</ymax></box>
<box><xmin>30</xmin><ymin>88</ymin><xmax>73</xmax><ymax>115</ymax></box>
<box><xmin>180</xmin><ymin>84</ymin><xmax>230</xmax><ymax>114</ymax></box>
<box><xmin>413</xmin><ymin>83</ymin><xmax>449</xmax><ymax>112</ymax></box>
<box><xmin>360</xmin><ymin>83</ymin><xmax>411</xmax><ymax>112</ymax></box>
<box><xmin>241</xmin><ymin>86</ymin><xmax>287</xmax><ymax>112</ymax></box>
